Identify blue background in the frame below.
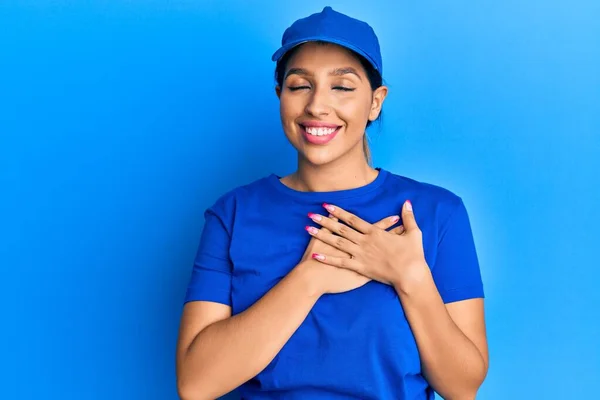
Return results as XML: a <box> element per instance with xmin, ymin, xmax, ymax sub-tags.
<box><xmin>1</xmin><ymin>1</ymin><xmax>598</xmax><ymax>399</ymax></box>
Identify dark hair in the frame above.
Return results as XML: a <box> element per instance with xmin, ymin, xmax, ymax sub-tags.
<box><xmin>274</xmin><ymin>41</ymin><xmax>383</xmax><ymax>164</ymax></box>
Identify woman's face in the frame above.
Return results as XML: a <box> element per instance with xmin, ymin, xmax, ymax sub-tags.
<box><xmin>277</xmin><ymin>42</ymin><xmax>387</xmax><ymax>166</ymax></box>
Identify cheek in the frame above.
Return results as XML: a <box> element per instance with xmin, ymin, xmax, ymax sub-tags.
<box><xmin>279</xmin><ymin>96</ymin><xmax>303</xmax><ymax>142</ymax></box>
<box><xmin>337</xmin><ymin>96</ymin><xmax>372</xmax><ymax>126</ymax></box>
<box><xmin>280</xmin><ymin>94</ymin><xmax>304</xmax><ymax>118</ymax></box>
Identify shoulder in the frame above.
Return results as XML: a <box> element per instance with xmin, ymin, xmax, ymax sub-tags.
<box><xmin>206</xmin><ymin>174</ymin><xmax>275</xmax><ymax>216</ymax></box>
<box><xmin>384</xmin><ymin>170</ymin><xmax>462</xmax><ymax>207</ymax></box>
<box><xmin>382</xmin><ymin>170</ymin><xmax>467</xmax><ymax>229</ymax></box>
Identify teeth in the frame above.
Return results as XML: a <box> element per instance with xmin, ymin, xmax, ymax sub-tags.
<box><xmin>305</xmin><ymin>126</ymin><xmax>337</xmax><ymax>136</ymax></box>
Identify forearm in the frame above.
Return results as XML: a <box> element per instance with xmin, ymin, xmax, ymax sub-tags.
<box><xmin>395</xmin><ymin>266</ymin><xmax>487</xmax><ymax>400</ymax></box>
<box><xmin>178</xmin><ymin>264</ymin><xmax>320</xmax><ymax>400</ymax></box>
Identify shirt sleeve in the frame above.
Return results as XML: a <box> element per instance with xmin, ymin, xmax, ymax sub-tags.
<box><xmin>183</xmin><ymin>199</ymin><xmax>233</xmax><ymax>306</ymax></box>
<box><xmin>431</xmin><ymin>197</ymin><xmax>485</xmax><ymax>304</ymax></box>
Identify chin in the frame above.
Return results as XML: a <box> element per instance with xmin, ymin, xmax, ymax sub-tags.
<box><xmin>300</xmin><ymin>148</ymin><xmax>344</xmax><ymax>166</ymax></box>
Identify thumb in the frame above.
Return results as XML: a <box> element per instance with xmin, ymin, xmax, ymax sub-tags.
<box><xmin>402</xmin><ymin>200</ymin><xmax>419</xmax><ymax>232</ymax></box>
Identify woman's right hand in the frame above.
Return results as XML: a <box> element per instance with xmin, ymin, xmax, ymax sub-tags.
<box><xmin>298</xmin><ymin>213</ymin><xmax>400</xmax><ymax>295</ymax></box>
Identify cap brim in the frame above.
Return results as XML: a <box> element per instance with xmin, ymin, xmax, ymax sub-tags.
<box><xmin>271</xmin><ymin>36</ymin><xmax>380</xmax><ymax>73</ymax></box>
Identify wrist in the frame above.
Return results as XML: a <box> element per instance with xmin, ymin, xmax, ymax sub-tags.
<box><xmin>292</xmin><ymin>260</ymin><xmax>324</xmax><ymax>299</ymax></box>
<box><xmin>392</xmin><ymin>261</ymin><xmax>431</xmax><ymax>297</ymax></box>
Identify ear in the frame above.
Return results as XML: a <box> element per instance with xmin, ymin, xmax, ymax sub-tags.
<box><xmin>275</xmin><ymin>86</ymin><xmax>282</xmax><ymax>99</ymax></box>
<box><xmin>368</xmin><ymin>85</ymin><xmax>388</xmax><ymax>121</ymax></box>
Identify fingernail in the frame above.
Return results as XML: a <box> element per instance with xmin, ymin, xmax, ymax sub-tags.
<box><xmin>308</xmin><ymin>212</ymin><xmax>322</xmax><ymax>222</ymax></box>
<box><xmin>323</xmin><ymin>203</ymin><xmax>335</xmax><ymax>212</ymax></box>
<box><xmin>305</xmin><ymin>226</ymin><xmax>319</xmax><ymax>235</ymax></box>
<box><xmin>391</xmin><ymin>215</ymin><xmax>400</xmax><ymax>223</ymax></box>
<box><xmin>405</xmin><ymin>200</ymin><xmax>413</xmax><ymax>212</ymax></box>
<box><xmin>312</xmin><ymin>253</ymin><xmax>325</xmax><ymax>261</ymax></box>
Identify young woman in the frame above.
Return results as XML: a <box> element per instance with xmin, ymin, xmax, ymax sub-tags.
<box><xmin>176</xmin><ymin>7</ymin><xmax>488</xmax><ymax>400</ymax></box>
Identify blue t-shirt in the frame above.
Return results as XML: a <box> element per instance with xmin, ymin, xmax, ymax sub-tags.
<box><xmin>184</xmin><ymin>168</ymin><xmax>484</xmax><ymax>400</ymax></box>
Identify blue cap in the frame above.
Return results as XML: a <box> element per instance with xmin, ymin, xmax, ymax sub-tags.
<box><xmin>271</xmin><ymin>6</ymin><xmax>383</xmax><ymax>76</ymax></box>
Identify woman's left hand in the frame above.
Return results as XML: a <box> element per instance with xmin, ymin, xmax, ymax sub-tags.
<box><xmin>306</xmin><ymin>200</ymin><xmax>428</xmax><ymax>289</ymax></box>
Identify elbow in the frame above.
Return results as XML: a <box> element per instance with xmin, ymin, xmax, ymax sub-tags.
<box><xmin>457</xmin><ymin>365</ymin><xmax>487</xmax><ymax>400</ymax></box>
<box><xmin>459</xmin><ymin>373</ymin><xmax>488</xmax><ymax>400</ymax></box>
<box><xmin>176</xmin><ymin>377</ymin><xmax>197</xmax><ymax>400</ymax></box>
<box><xmin>178</xmin><ymin>370</ymin><xmax>237</xmax><ymax>400</ymax></box>
<box><xmin>176</xmin><ymin>348</ymin><xmax>212</xmax><ymax>400</ymax></box>
<box><xmin>177</xmin><ymin>378</ymin><xmax>211</xmax><ymax>400</ymax></box>
<box><xmin>439</xmin><ymin>362</ymin><xmax>488</xmax><ymax>400</ymax></box>
<box><xmin>448</xmin><ymin>391</ymin><xmax>477</xmax><ymax>400</ymax></box>
<box><xmin>177</xmin><ymin>364</ymin><xmax>214</xmax><ymax>400</ymax></box>
<box><xmin>441</xmin><ymin>386</ymin><xmax>479</xmax><ymax>400</ymax></box>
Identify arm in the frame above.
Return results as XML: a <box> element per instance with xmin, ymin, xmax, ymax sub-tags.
<box><xmin>177</xmin><ymin>200</ymin><xmax>398</xmax><ymax>399</ymax></box>
<box><xmin>395</xmin><ymin>267</ymin><xmax>488</xmax><ymax>400</ymax></box>
<box><xmin>176</xmin><ymin>265</ymin><xmax>320</xmax><ymax>400</ymax></box>
<box><xmin>305</xmin><ymin>198</ymin><xmax>488</xmax><ymax>399</ymax></box>
<box><xmin>176</xmin><ymin>198</ymin><xmax>321</xmax><ymax>400</ymax></box>
<box><xmin>395</xmin><ymin>197</ymin><xmax>488</xmax><ymax>399</ymax></box>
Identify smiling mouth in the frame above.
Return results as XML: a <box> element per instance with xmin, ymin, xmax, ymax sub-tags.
<box><xmin>300</xmin><ymin>125</ymin><xmax>341</xmax><ymax>137</ymax></box>
<box><xmin>299</xmin><ymin>124</ymin><xmax>342</xmax><ymax>145</ymax></box>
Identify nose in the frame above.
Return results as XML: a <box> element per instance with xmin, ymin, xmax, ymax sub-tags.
<box><xmin>304</xmin><ymin>86</ymin><xmax>331</xmax><ymax>117</ymax></box>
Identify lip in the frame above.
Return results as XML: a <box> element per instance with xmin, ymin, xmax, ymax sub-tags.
<box><xmin>299</xmin><ymin>123</ymin><xmax>341</xmax><ymax>145</ymax></box>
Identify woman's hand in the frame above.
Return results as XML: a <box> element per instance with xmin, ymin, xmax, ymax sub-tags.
<box><xmin>305</xmin><ymin>200</ymin><xmax>428</xmax><ymax>291</ymax></box>
<box><xmin>298</xmin><ymin>214</ymin><xmax>401</xmax><ymax>295</ymax></box>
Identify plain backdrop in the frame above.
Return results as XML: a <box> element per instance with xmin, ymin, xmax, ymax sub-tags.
<box><xmin>1</xmin><ymin>1</ymin><xmax>599</xmax><ymax>399</ymax></box>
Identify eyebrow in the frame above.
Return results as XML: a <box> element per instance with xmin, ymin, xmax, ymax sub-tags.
<box><xmin>285</xmin><ymin>67</ymin><xmax>362</xmax><ymax>81</ymax></box>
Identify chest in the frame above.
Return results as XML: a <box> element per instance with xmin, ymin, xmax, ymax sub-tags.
<box><xmin>227</xmin><ymin>199</ymin><xmax>440</xmax><ymax>314</ymax></box>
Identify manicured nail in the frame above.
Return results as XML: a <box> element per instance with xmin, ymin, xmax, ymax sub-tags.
<box><xmin>391</xmin><ymin>215</ymin><xmax>400</xmax><ymax>223</ymax></box>
<box><xmin>405</xmin><ymin>200</ymin><xmax>413</xmax><ymax>212</ymax></box>
<box><xmin>308</xmin><ymin>212</ymin><xmax>322</xmax><ymax>222</ymax></box>
<box><xmin>323</xmin><ymin>203</ymin><xmax>335</xmax><ymax>212</ymax></box>
<box><xmin>305</xmin><ymin>226</ymin><xmax>319</xmax><ymax>235</ymax></box>
<box><xmin>312</xmin><ymin>253</ymin><xmax>325</xmax><ymax>261</ymax></box>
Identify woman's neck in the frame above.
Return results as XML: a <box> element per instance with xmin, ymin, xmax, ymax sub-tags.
<box><xmin>283</xmin><ymin>151</ymin><xmax>379</xmax><ymax>193</ymax></box>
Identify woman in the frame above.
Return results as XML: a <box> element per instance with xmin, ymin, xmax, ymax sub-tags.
<box><xmin>176</xmin><ymin>6</ymin><xmax>488</xmax><ymax>400</ymax></box>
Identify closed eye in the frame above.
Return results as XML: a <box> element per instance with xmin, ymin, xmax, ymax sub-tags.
<box><xmin>288</xmin><ymin>86</ymin><xmax>310</xmax><ymax>91</ymax></box>
<box><xmin>333</xmin><ymin>86</ymin><xmax>355</xmax><ymax>92</ymax></box>
<box><xmin>288</xmin><ymin>86</ymin><xmax>355</xmax><ymax>92</ymax></box>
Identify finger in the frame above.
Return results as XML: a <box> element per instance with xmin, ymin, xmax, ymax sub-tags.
<box><xmin>308</xmin><ymin>213</ymin><xmax>362</xmax><ymax>243</ymax></box>
<box><xmin>322</xmin><ymin>203</ymin><xmax>372</xmax><ymax>234</ymax></box>
<box><xmin>401</xmin><ymin>200</ymin><xmax>419</xmax><ymax>232</ymax></box>
<box><xmin>305</xmin><ymin>225</ymin><xmax>359</xmax><ymax>254</ymax></box>
<box><xmin>311</xmin><ymin>252</ymin><xmax>363</xmax><ymax>273</ymax></box>
<box><xmin>373</xmin><ymin>215</ymin><xmax>400</xmax><ymax>230</ymax></box>
<box><xmin>390</xmin><ymin>225</ymin><xmax>405</xmax><ymax>235</ymax></box>
<box><xmin>318</xmin><ymin>214</ymin><xmax>336</xmax><ymax>233</ymax></box>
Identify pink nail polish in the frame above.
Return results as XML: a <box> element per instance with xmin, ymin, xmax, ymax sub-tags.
<box><xmin>308</xmin><ymin>212</ymin><xmax>322</xmax><ymax>221</ymax></box>
<box><xmin>323</xmin><ymin>203</ymin><xmax>335</xmax><ymax>212</ymax></box>
<box><xmin>405</xmin><ymin>200</ymin><xmax>413</xmax><ymax>212</ymax></box>
<box><xmin>391</xmin><ymin>215</ymin><xmax>400</xmax><ymax>223</ymax></box>
<box><xmin>312</xmin><ymin>253</ymin><xmax>325</xmax><ymax>261</ymax></box>
<box><xmin>305</xmin><ymin>226</ymin><xmax>318</xmax><ymax>235</ymax></box>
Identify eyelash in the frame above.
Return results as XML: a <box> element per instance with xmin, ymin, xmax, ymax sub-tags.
<box><xmin>288</xmin><ymin>86</ymin><xmax>355</xmax><ymax>92</ymax></box>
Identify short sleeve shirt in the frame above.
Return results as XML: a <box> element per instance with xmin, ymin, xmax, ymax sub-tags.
<box><xmin>184</xmin><ymin>168</ymin><xmax>484</xmax><ymax>400</ymax></box>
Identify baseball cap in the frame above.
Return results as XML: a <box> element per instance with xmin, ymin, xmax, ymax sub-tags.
<box><xmin>271</xmin><ymin>6</ymin><xmax>383</xmax><ymax>76</ymax></box>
